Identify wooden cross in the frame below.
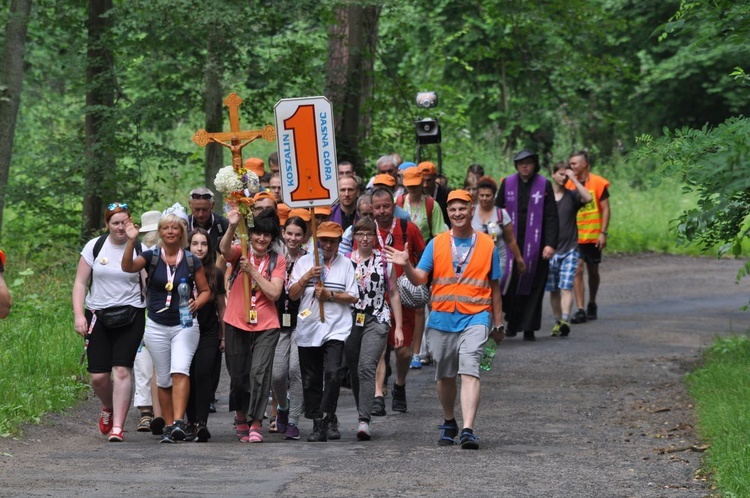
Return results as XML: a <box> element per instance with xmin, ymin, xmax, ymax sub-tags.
<box><xmin>193</xmin><ymin>92</ymin><xmax>276</xmax><ymax>171</ymax></box>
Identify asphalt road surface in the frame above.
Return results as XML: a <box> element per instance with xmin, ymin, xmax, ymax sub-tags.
<box><xmin>1</xmin><ymin>254</ymin><xmax>748</xmax><ymax>497</ymax></box>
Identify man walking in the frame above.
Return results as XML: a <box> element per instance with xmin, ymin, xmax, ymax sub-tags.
<box><xmin>567</xmin><ymin>151</ymin><xmax>611</xmax><ymax>323</ymax></box>
<box><xmin>387</xmin><ymin>190</ymin><xmax>504</xmax><ymax>449</ymax></box>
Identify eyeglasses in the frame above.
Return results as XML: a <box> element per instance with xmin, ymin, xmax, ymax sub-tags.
<box><xmin>190</xmin><ymin>193</ymin><xmax>213</xmax><ymax>200</ymax></box>
<box><xmin>354</xmin><ymin>232</ymin><xmax>375</xmax><ymax>239</ymax></box>
<box><xmin>107</xmin><ymin>202</ymin><xmax>129</xmax><ymax>211</ymax></box>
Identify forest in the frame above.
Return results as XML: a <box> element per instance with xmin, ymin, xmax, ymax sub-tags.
<box><xmin>0</xmin><ymin>0</ymin><xmax>748</xmax><ymax>255</ymax></box>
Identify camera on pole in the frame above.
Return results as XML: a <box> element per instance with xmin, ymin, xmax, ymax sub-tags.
<box><xmin>414</xmin><ymin>92</ymin><xmax>442</xmax><ymax>171</ymax></box>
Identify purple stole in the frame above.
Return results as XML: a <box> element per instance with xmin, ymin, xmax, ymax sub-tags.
<box><xmin>503</xmin><ymin>173</ymin><xmax>546</xmax><ymax>295</ymax></box>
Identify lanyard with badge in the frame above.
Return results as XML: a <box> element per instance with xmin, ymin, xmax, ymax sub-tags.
<box><xmin>450</xmin><ymin>230</ymin><xmax>476</xmax><ymax>277</ymax></box>
<box><xmin>248</xmin><ymin>252</ymin><xmax>268</xmax><ymax>324</ymax></box>
<box><xmin>156</xmin><ymin>249</ymin><xmax>183</xmax><ymax>313</ymax></box>
<box><xmin>281</xmin><ymin>251</ymin><xmax>304</xmax><ymax>327</ymax></box>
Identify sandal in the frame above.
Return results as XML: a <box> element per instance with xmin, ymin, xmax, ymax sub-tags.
<box><xmin>247</xmin><ymin>426</ymin><xmax>263</xmax><ymax>443</ymax></box>
<box><xmin>108</xmin><ymin>427</ymin><xmax>124</xmax><ymax>442</ymax></box>
<box><xmin>235</xmin><ymin>418</ymin><xmax>250</xmax><ymax>443</ymax></box>
<box><xmin>268</xmin><ymin>416</ymin><xmax>278</xmax><ymax>433</ymax></box>
<box><xmin>137</xmin><ymin>412</ymin><xmax>153</xmax><ymax>432</ymax></box>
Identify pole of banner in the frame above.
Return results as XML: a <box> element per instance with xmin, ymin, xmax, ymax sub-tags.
<box><xmin>310</xmin><ymin>207</ymin><xmax>325</xmax><ymax>323</ymax></box>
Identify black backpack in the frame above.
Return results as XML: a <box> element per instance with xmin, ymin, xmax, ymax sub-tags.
<box><xmin>146</xmin><ymin>248</ymin><xmax>197</xmax><ymax>290</ymax></box>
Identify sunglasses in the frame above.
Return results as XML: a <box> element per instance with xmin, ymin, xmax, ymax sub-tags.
<box><xmin>107</xmin><ymin>202</ymin><xmax>129</xmax><ymax>211</ymax></box>
<box><xmin>190</xmin><ymin>193</ymin><xmax>213</xmax><ymax>200</ymax></box>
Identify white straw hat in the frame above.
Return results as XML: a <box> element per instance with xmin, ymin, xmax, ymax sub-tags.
<box><xmin>139</xmin><ymin>210</ymin><xmax>161</xmax><ymax>233</ymax></box>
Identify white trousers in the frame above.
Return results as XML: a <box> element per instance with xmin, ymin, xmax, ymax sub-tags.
<box><xmin>143</xmin><ymin>318</ymin><xmax>200</xmax><ymax>388</ymax></box>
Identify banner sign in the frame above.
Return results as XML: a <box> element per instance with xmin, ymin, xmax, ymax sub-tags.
<box><xmin>274</xmin><ymin>97</ymin><xmax>339</xmax><ymax>208</ymax></box>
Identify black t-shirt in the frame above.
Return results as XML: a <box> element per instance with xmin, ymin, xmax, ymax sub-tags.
<box><xmin>197</xmin><ymin>266</ymin><xmax>225</xmax><ymax>337</ymax></box>
<box><xmin>276</xmin><ymin>255</ymin><xmax>302</xmax><ymax>330</ymax></box>
<box><xmin>143</xmin><ymin>249</ymin><xmax>203</xmax><ymax>326</ymax></box>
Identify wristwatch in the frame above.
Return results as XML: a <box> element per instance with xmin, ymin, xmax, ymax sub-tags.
<box><xmin>328</xmin><ymin>292</ymin><xmax>335</xmax><ymax>302</ymax></box>
<box><xmin>492</xmin><ymin>325</ymin><xmax>505</xmax><ymax>334</ymax></box>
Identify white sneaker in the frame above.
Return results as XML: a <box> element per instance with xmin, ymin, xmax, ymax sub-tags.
<box><xmin>357</xmin><ymin>420</ymin><xmax>371</xmax><ymax>441</ymax></box>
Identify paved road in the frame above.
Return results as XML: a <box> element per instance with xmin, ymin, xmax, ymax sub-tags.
<box><xmin>1</xmin><ymin>255</ymin><xmax>748</xmax><ymax>497</ymax></box>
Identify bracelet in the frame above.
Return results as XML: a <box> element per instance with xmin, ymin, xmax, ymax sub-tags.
<box><xmin>492</xmin><ymin>325</ymin><xmax>505</xmax><ymax>334</ymax></box>
<box><xmin>601</xmin><ymin>231</ymin><xmax>608</xmax><ymax>236</ymax></box>
<box><xmin>328</xmin><ymin>292</ymin><xmax>335</xmax><ymax>302</ymax></box>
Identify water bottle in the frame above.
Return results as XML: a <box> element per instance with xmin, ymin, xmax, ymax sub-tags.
<box><xmin>480</xmin><ymin>337</ymin><xmax>497</xmax><ymax>371</ymax></box>
<box><xmin>178</xmin><ymin>277</ymin><xmax>193</xmax><ymax>328</ymax></box>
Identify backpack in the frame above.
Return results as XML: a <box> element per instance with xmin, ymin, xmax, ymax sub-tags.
<box><xmin>147</xmin><ymin>248</ymin><xmax>196</xmax><ymax>291</ymax></box>
<box><xmin>396</xmin><ymin>195</ymin><xmax>434</xmax><ymax>240</ymax></box>
<box><xmin>91</xmin><ymin>234</ymin><xmax>144</xmax><ymax>302</ymax></box>
<box><xmin>227</xmin><ymin>250</ymin><xmax>278</xmax><ymax>291</ymax></box>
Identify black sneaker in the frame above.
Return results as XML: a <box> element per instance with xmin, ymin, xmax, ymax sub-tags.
<box><xmin>184</xmin><ymin>423</ymin><xmax>197</xmax><ymax>442</ymax></box>
<box><xmin>371</xmin><ymin>396</ymin><xmax>386</xmax><ymax>417</ymax></box>
<box><xmin>438</xmin><ymin>420</ymin><xmax>459</xmax><ymax>446</ymax></box>
<box><xmin>171</xmin><ymin>419</ymin><xmax>187</xmax><ymax>441</ymax></box>
<box><xmin>195</xmin><ymin>424</ymin><xmax>211</xmax><ymax>443</ymax></box>
<box><xmin>392</xmin><ymin>383</ymin><xmax>407</xmax><ymax>413</ymax></box>
<box><xmin>327</xmin><ymin>414</ymin><xmax>341</xmax><ymax>440</ymax></box>
<box><xmin>586</xmin><ymin>302</ymin><xmax>598</xmax><ymax>320</ymax></box>
<box><xmin>307</xmin><ymin>417</ymin><xmax>328</xmax><ymax>442</ymax></box>
<box><xmin>523</xmin><ymin>331</ymin><xmax>535</xmax><ymax>341</ymax></box>
<box><xmin>150</xmin><ymin>416</ymin><xmax>166</xmax><ymax>436</ymax></box>
<box><xmin>160</xmin><ymin>425</ymin><xmax>174</xmax><ymax>443</ymax></box>
<box><xmin>571</xmin><ymin>308</ymin><xmax>587</xmax><ymax>324</ymax></box>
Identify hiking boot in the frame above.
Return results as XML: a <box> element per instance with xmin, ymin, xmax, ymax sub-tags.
<box><xmin>284</xmin><ymin>422</ymin><xmax>300</xmax><ymax>440</ymax></box>
<box><xmin>307</xmin><ymin>417</ymin><xmax>329</xmax><ymax>442</ymax></box>
<box><xmin>586</xmin><ymin>302</ymin><xmax>598</xmax><ymax>320</ymax></box>
<box><xmin>99</xmin><ymin>407</ymin><xmax>113</xmax><ymax>435</ymax></box>
<box><xmin>459</xmin><ymin>429</ymin><xmax>479</xmax><ymax>450</ymax></box>
<box><xmin>523</xmin><ymin>331</ymin><xmax>536</xmax><ymax>342</ymax></box>
<box><xmin>372</xmin><ymin>396</ymin><xmax>386</xmax><ymax>417</ymax></box>
<box><xmin>571</xmin><ymin>308</ymin><xmax>587</xmax><ymax>324</ymax></box>
<box><xmin>410</xmin><ymin>355</ymin><xmax>422</xmax><ymax>369</ymax></box>
<box><xmin>137</xmin><ymin>411</ymin><xmax>153</xmax><ymax>432</ymax></box>
<box><xmin>392</xmin><ymin>383</ymin><xmax>407</xmax><ymax>413</ymax></box>
<box><xmin>170</xmin><ymin>419</ymin><xmax>187</xmax><ymax>441</ymax></box>
<box><xmin>357</xmin><ymin>420</ymin><xmax>371</xmax><ymax>441</ymax></box>
<box><xmin>438</xmin><ymin>419</ymin><xmax>459</xmax><ymax>446</ymax></box>
<box><xmin>551</xmin><ymin>321</ymin><xmax>561</xmax><ymax>337</ymax></box>
<box><xmin>276</xmin><ymin>407</ymin><xmax>289</xmax><ymax>434</ymax></box>
<box><xmin>327</xmin><ymin>414</ymin><xmax>341</xmax><ymax>440</ymax></box>
<box><xmin>559</xmin><ymin>320</ymin><xmax>571</xmax><ymax>337</ymax></box>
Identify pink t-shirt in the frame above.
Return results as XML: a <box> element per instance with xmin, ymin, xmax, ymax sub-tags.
<box><xmin>224</xmin><ymin>248</ymin><xmax>287</xmax><ymax>332</ymax></box>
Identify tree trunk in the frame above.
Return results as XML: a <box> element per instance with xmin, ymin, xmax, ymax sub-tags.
<box><xmin>83</xmin><ymin>0</ymin><xmax>115</xmax><ymax>240</ymax></box>
<box><xmin>0</xmin><ymin>0</ymin><xmax>33</xmax><ymax>241</ymax></box>
<box><xmin>204</xmin><ymin>31</ymin><xmax>224</xmax><ymax>207</ymax></box>
<box><xmin>324</xmin><ymin>3</ymin><xmax>380</xmax><ymax>173</ymax></box>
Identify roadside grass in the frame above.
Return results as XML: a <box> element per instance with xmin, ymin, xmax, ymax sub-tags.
<box><xmin>686</xmin><ymin>336</ymin><xmax>750</xmax><ymax>497</ymax></box>
<box><xmin>0</xmin><ymin>248</ymin><xmax>89</xmax><ymax>437</ymax></box>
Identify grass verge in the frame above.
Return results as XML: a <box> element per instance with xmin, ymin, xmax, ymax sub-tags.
<box><xmin>686</xmin><ymin>335</ymin><xmax>750</xmax><ymax>496</ymax></box>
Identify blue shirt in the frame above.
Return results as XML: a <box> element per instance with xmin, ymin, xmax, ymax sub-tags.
<box><xmin>417</xmin><ymin>235</ymin><xmax>502</xmax><ymax>333</ymax></box>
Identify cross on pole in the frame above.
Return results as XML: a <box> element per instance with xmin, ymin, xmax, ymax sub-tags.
<box><xmin>193</xmin><ymin>92</ymin><xmax>276</xmax><ymax>324</ymax></box>
<box><xmin>193</xmin><ymin>92</ymin><xmax>276</xmax><ymax>172</ymax></box>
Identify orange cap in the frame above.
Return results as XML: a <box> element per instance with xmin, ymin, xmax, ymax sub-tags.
<box><xmin>277</xmin><ymin>203</ymin><xmax>291</xmax><ymax>224</ymax></box>
<box><xmin>253</xmin><ymin>191</ymin><xmax>276</xmax><ymax>203</ymax></box>
<box><xmin>418</xmin><ymin>161</ymin><xmax>437</xmax><ymax>176</ymax></box>
<box><xmin>402</xmin><ymin>167</ymin><xmax>422</xmax><ymax>187</ymax></box>
<box><xmin>314</xmin><ymin>206</ymin><xmax>332</xmax><ymax>216</ymax></box>
<box><xmin>316</xmin><ymin>221</ymin><xmax>344</xmax><ymax>238</ymax></box>
<box><xmin>244</xmin><ymin>157</ymin><xmax>266</xmax><ymax>177</ymax></box>
<box><xmin>447</xmin><ymin>189</ymin><xmax>473</xmax><ymax>204</ymax></box>
<box><xmin>289</xmin><ymin>208</ymin><xmax>312</xmax><ymax>222</ymax></box>
<box><xmin>373</xmin><ymin>174</ymin><xmax>396</xmax><ymax>187</ymax></box>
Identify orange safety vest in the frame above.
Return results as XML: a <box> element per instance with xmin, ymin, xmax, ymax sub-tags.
<box><xmin>430</xmin><ymin>231</ymin><xmax>494</xmax><ymax>314</ymax></box>
<box><xmin>566</xmin><ymin>173</ymin><xmax>610</xmax><ymax>244</ymax></box>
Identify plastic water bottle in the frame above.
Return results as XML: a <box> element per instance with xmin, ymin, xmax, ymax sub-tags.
<box><xmin>178</xmin><ymin>277</ymin><xmax>193</xmax><ymax>328</ymax></box>
<box><xmin>480</xmin><ymin>337</ymin><xmax>497</xmax><ymax>371</ymax></box>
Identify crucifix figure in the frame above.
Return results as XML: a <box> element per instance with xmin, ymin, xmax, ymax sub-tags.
<box><xmin>193</xmin><ymin>92</ymin><xmax>276</xmax><ymax>323</ymax></box>
<box><xmin>193</xmin><ymin>92</ymin><xmax>276</xmax><ymax>173</ymax></box>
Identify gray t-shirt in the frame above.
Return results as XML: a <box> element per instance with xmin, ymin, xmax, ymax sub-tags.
<box><xmin>555</xmin><ymin>189</ymin><xmax>585</xmax><ymax>253</ymax></box>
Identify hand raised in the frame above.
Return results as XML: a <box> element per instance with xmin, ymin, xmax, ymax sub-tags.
<box><xmin>385</xmin><ymin>242</ymin><xmax>410</xmax><ymax>266</ymax></box>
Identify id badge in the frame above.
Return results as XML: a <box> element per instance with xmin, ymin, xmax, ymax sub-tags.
<box><xmin>248</xmin><ymin>310</ymin><xmax>258</xmax><ymax>324</ymax></box>
<box><xmin>298</xmin><ymin>309</ymin><xmax>312</xmax><ymax>321</ymax></box>
<box><xmin>355</xmin><ymin>313</ymin><xmax>366</xmax><ymax>327</ymax></box>
<box><xmin>282</xmin><ymin>313</ymin><xmax>291</xmax><ymax>327</ymax></box>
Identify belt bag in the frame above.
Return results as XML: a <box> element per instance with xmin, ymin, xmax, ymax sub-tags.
<box><xmin>397</xmin><ymin>274</ymin><xmax>431</xmax><ymax>309</ymax></box>
<box><xmin>96</xmin><ymin>305</ymin><xmax>140</xmax><ymax>329</ymax></box>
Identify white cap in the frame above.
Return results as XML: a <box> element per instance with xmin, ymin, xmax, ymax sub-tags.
<box><xmin>161</xmin><ymin>202</ymin><xmax>189</xmax><ymax>224</ymax></box>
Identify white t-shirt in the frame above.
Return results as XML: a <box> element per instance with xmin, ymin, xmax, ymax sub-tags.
<box><xmin>290</xmin><ymin>252</ymin><xmax>358</xmax><ymax>347</ymax></box>
<box><xmin>82</xmin><ymin>236</ymin><xmax>147</xmax><ymax>310</ymax></box>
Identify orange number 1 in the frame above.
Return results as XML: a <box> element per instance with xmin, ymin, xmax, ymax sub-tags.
<box><xmin>284</xmin><ymin>105</ymin><xmax>330</xmax><ymax>202</ymax></box>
